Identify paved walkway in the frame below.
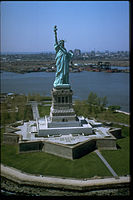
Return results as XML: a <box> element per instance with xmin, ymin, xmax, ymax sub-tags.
<box><xmin>30</xmin><ymin>102</ymin><xmax>40</xmax><ymax>120</ymax></box>
<box><xmin>95</xmin><ymin>150</ymin><xmax>118</xmax><ymax>178</ymax></box>
<box><xmin>115</xmin><ymin>110</ymin><xmax>130</xmax><ymax>115</ymax></box>
<box><xmin>1</xmin><ymin>164</ymin><xmax>130</xmax><ymax>191</ymax></box>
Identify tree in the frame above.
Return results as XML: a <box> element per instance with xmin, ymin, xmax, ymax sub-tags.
<box><xmin>99</xmin><ymin>96</ymin><xmax>108</xmax><ymax>112</ymax></box>
<box><xmin>93</xmin><ymin>106</ymin><xmax>100</xmax><ymax>118</ymax></box>
<box><xmin>108</xmin><ymin>105</ymin><xmax>121</xmax><ymax>112</ymax></box>
<box><xmin>88</xmin><ymin>92</ymin><xmax>108</xmax><ymax>110</ymax></box>
<box><xmin>88</xmin><ymin>92</ymin><xmax>98</xmax><ymax>105</ymax></box>
<box><xmin>88</xmin><ymin>104</ymin><xmax>92</xmax><ymax>114</ymax></box>
<box><xmin>101</xmin><ymin>96</ymin><xmax>108</xmax><ymax>107</ymax></box>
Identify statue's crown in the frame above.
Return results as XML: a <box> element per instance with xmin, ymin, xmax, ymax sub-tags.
<box><xmin>59</xmin><ymin>40</ymin><xmax>65</xmax><ymax>44</ymax></box>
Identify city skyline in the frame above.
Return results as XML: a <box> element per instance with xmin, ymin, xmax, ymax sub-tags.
<box><xmin>1</xmin><ymin>1</ymin><xmax>129</xmax><ymax>53</ymax></box>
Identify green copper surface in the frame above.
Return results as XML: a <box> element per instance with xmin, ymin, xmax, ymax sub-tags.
<box><xmin>53</xmin><ymin>26</ymin><xmax>73</xmax><ymax>88</ymax></box>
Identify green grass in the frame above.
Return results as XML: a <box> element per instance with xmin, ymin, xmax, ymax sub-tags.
<box><xmin>96</xmin><ymin>111</ymin><xmax>129</xmax><ymax>125</ymax></box>
<box><xmin>41</xmin><ymin>102</ymin><xmax>51</xmax><ymax>105</ymax></box>
<box><xmin>1</xmin><ymin>99</ymin><xmax>130</xmax><ymax>178</ymax></box>
<box><xmin>74</xmin><ymin>103</ymin><xmax>129</xmax><ymax>125</ymax></box>
<box><xmin>38</xmin><ymin>105</ymin><xmax>50</xmax><ymax>117</ymax></box>
<box><xmin>0</xmin><ymin>128</ymin><xmax>5</xmax><ymax>144</ymax></box>
<box><xmin>28</xmin><ymin>94</ymin><xmax>52</xmax><ymax>102</ymax></box>
<box><xmin>101</xmin><ymin>124</ymin><xmax>130</xmax><ymax>176</ymax></box>
<box><xmin>38</xmin><ymin>100</ymin><xmax>129</xmax><ymax>125</ymax></box>
<box><xmin>111</xmin><ymin>124</ymin><xmax>130</xmax><ymax>137</ymax></box>
<box><xmin>1</xmin><ymin>144</ymin><xmax>112</xmax><ymax>178</ymax></box>
<box><xmin>101</xmin><ymin>136</ymin><xmax>130</xmax><ymax>176</ymax></box>
<box><xmin>100</xmin><ymin>125</ymin><xmax>130</xmax><ymax>176</ymax></box>
<box><xmin>1</xmin><ymin>126</ymin><xmax>130</xmax><ymax>178</ymax></box>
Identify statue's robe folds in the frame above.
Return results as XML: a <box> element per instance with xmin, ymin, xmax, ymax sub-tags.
<box><xmin>54</xmin><ymin>43</ymin><xmax>73</xmax><ymax>88</ymax></box>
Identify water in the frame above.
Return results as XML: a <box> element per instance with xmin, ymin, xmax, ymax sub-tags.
<box><xmin>110</xmin><ymin>66</ymin><xmax>129</xmax><ymax>70</ymax></box>
<box><xmin>1</xmin><ymin>71</ymin><xmax>130</xmax><ymax>112</ymax></box>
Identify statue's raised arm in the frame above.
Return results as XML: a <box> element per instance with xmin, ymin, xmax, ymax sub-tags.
<box><xmin>54</xmin><ymin>25</ymin><xmax>58</xmax><ymax>45</ymax></box>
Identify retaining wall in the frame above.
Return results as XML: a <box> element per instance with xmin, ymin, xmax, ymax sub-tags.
<box><xmin>43</xmin><ymin>141</ymin><xmax>73</xmax><ymax>159</ymax></box>
<box><xmin>96</xmin><ymin>138</ymin><xmax>117</xmax><ymax>150</ymax></box>
<box><xmin>72</xmin><ymin>140</ymin><xmax>96</xmax><ymax>159</ymax></box>
<box><xmin>18</xmin><ymin>139</ymin><xmax>96</xmax><ymax>159</ymax></box>
<box><xmin>19</xmin><ymin>141</ymin><xmax>43</xmax><ymax>153</ymax></box>
<box><xmin>5</xmin><ymin>126</ymin><xmax>20</xmax><ymax>133</ymax></box>
<box><xmin>3</xmin><ymin>133</ymin><xmax>20</xmax><ymax>144</ymax></box>
<box><xmin>109</xmin><ymin>128</ymin><xmax>122</xmax><ymax>139</ymax></box>
<box><xmin>39</xmin><ymin>126</ymin><xmax>92</xmax><ymax>136</ymax></box>
<box><xmin>18</xmin><ymin>136</ymin><xmax>117</xmax><ymax>158</ymax></box>
<box><xmin>42</xmin><ymin>139</ymin><xmax>96</xmax><ymax>159</ymax></box>
<box><xmin>1</xmin><ymin>164</ymin><xmax>130</xmax><ymax>192</ymax></box>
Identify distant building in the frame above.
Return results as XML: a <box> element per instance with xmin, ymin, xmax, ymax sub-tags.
<box><xmin>90</xmin><ymin>51</ymin><xmax>95</xmax><ymax>57</ymax></box>
<box><xmin>74</xmin><ymin>49</ymin><xmax>81</xmax><ymax>56</ymax></box>
<box><xmin>105</xmin><ymin>50</ymin><xmax>109</xmax><ymax>56</ymax></box>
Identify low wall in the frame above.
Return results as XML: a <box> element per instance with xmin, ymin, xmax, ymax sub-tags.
<box><xmin>18</xmin><ymin>139</ymin><xmax>96</xmax><ymax>160</ymax></box>
<box><xmin>19</xmin><ymin>141</ymin><xmax>43</xmax><ymax>153</ymax></box>
<box><xmin>43</xmin><ymin>139</ymin><xmax>96</xmax><ymax>160</ymax></box>
<box><xmin>5</xmin><ymin>126</ymin><xmax>20</xmax><ymax>133</ymax></box>
<box><xmin>96</xmin><ymin>138</ymin><xmax>117</xmax><ymax>150</ymax></box>
<box><xmin>3</xmin><ymin>133</ymin><xmax>19</xmax><ymax>144</ymax></box>
<box><xmin>73</xmin><ymin>140</ymin><xmax>96</xmax><ymax>159</ymax></box>
<box><xmin>18</xmin><ymin>135</ymin><xmax>117</xmax><ymax>159</ymax></box>
<box><xmin>109</xmin><ymin>128</ymin><xmax>122</xmax><ymax>139</ymax></box>
<box><xmin>48</xmin><ymin>121</ymin><xmax>81</xmax><ymax>128</ymax></box>
<box><xmin>39</xmin><ymin>126</ymin><xmax>92</xmax><ymax>136</ymax></box>
<box><xmin>1</xmin><ymin>164</ymin><xmax>130</xmax><ymax>192</ymax></box>
<box><xmin>43</xmin><ymin>141</ymin><xmax>73</xmax><ymax>159</ymax></box>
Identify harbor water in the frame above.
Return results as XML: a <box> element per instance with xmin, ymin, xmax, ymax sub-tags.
<box><xmin>1</xmin><ymin>70</ymin><xmax>130</xmax><ymax>112</ymax></box>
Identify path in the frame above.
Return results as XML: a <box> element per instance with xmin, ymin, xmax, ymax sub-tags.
<box><xmin>95</xmin><ymin>150</ymin><xmax>118</xmax><ymax>178</ymax></box>
<box><xmin>30</xmin><ymin>101</ymin><xmax>40</xmax><ymax>120</ymax></box>
<box><xmin>115</xmin><ymin>110</ymin><xmax>130</xmax><ymax>115</ymax></box>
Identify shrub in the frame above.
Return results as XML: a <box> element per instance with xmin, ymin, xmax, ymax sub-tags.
<box><xmin>108</xmin><ymin>105</ymin><xmax>121</xmax><ymax>112</ymax></box>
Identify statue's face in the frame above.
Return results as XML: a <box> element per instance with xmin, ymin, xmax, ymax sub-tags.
<box><xmin>62</xmin><ymin>42</ymin><xmax>64</xmax><ymax>47</ymax></box>
<box><xmin>60</xmin><ymin>40</ymin><xmax>64</xmax><ymax>47</ymax></box>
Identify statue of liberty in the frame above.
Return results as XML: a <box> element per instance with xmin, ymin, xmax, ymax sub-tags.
<box><xmin>53</xmin><ymin>25</ymin><xmax>73</xmax><ymax>88</ymax></box>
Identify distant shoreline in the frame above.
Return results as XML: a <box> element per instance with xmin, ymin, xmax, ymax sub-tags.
<box><xmin>0</xmin><ymin>65</ymin><xmax>129</xmax><ymax>74</ymax></box>
<box><xmin>1</xmin><ymin>58</ymin><xmax>129</xmax><ymax>74</ymax></box>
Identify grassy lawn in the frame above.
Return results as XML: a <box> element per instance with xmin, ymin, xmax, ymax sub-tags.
<box><xmin>1</xmin><ymin>127</ymin><xmax>130</xmax><ymax>179</ymax></box>
<box><xmin>41</xmin><ymin>101</ymin><xmax>52</xmax><ymax>105</ymax></box>
<box><xmin>38</xmin><ymin>105</ymin><xmax>50</xmax><ymax>117</ymax></box>
<box><xmin>74</xmin><ymin>103</ymin><xmax>129</xmax><ymax>125</ymax></box>
<box><xmin>1</xmin><ymin>125</ymin><xmax>130</xmax><ymax>178</ymax></box>
<box><xmin>38</xmin><ymin>102</ymin><xmax>129</xmax><ymax>125</ymax></box>
<box><xmin>101</xmin><ymin>125</ymin><xmax>130</xmax><ymax>176</ymax></box>
<box><xmin>111</xmin><ymin>124</ymin><xmax>130</xmax><ymax>137</ymax></box>
<box><xmin>38</xmin><ymin>100</ymin><xmax>129</xmax><ymax>125</ymax></box>
<box><xmin>96</xmin><ymin>111</ymin><xmax>129</xmax><ymax>125</ymax></box>
<box><xmin>1</xmin><ymin>144</ymin><xmax>112</xmax><ymax>178</ymax></box>
<box><xmin>1</xmin><ymin>97</ymin><xmax>130</xmax><ymax>178</ymax></box>
<box><xmin>28</xmin><ymin>94</ymin><xmax>52</xmax><ymax>102</ymax></box>
<box><xmin>101</xmin><ymin>137</ymin><xmax>130</xmax><ymax>176</ymax></box>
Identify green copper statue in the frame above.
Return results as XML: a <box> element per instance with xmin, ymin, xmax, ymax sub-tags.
<box><xmin>53</xmin><ymin>25</ymin><xmax>73</xmax><ymax>88</ymax></box>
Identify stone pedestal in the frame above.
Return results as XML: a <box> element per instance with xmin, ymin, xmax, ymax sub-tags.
<box><xmin>50</xmin><ymin>87</ymin><xmax>76</xmax><ymax>122</ymax></box>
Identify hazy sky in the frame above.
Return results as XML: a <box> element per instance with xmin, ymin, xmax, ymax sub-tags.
<box><xmin>1</xmin><ymin>1</ymin><xmax>129</xmax><ymax>53</ymax></box>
